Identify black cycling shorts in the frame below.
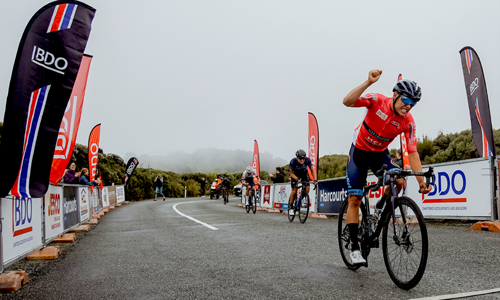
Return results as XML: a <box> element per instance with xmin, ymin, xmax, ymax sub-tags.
<box><xmin>346</xmin><ymin>144</ymin><xmax>400</xmax><ymax>196</ymax></box>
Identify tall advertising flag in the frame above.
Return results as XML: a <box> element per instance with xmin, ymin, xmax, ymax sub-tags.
<box><xmin>252</xmin><ymin>140</ymin><xmax>260</xmax><ymax>177</ymax></box>
<box><xmin>88</xmin><ymin>124</ymin><xmax>101</xmax><ymax>184</ymax></box>
<box><xmin>50</xmin><ymin>54</ymin><xmax>93</xmax><ymax>184</ymax></box>
<box><xmin>124</xmin><ymin>157</ymin><xmax>139</xmax><ymax>185</ymax></box>
<box><xmin>308</xmin><ymin>112</ymin><xmax>319</xmax><ymax>178</ymax></box>
<box><xmin>0</xmin><ymin>1</ymin><xmax>96</xmax><ymax>198</ymax></box>
<box><xmin>459</xmin><ymin>46</ymin><xmax>496</xmax><ymax>157</ymax></box>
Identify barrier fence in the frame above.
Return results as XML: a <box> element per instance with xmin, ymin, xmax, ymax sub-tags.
<box><xmin>0</xmin><ymin>184</ymin><xmax>126</xmax><ymax>273</ymax></box>
<box><xmin>240</xmin><ymin>157</ymin><xmax>498</xmax><ymax>221</ymax></box>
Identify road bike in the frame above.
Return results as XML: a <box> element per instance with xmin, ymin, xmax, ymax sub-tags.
<box><xmin>338</xmin><ymin>165</ymin><xmax>434</xmax><ymax>290</ymax></box>
<box><xmin>245</xmin><ymin>184</ymin><xmax>257</xmax><ymax>214</ymax></box>
<box><xmin>288</xmin><ymin>181</ymin><xmax>316</xmax><ymax>223</ymax></box>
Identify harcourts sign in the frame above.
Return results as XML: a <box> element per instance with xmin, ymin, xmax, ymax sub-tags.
<box><xmin>317</xmin><ymin>179</ymin><xmax>348</xmax><ymax>214</ymax></box>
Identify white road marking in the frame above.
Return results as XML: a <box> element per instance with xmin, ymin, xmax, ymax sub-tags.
<box><xmin>409</xmin><ymin>288</ymin><xmax>500</xmax><ymax>300</ymax></box>
<box><xmin>173</xmin><ymin>201</ymin><xmax>219</xmax><ymax>231</ymax></box>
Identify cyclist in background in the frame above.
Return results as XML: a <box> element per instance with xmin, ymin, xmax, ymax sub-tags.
<box><xmin>343</xmin><ymin>69</ymin><xmax>432</xmax><ymax>264</ymax></box>
<box><xmin>242</xmin><ymin>166</ymin><xmax>259</xmax><ymax>202</ymax></box>
<box><xmin>289</xmin><ymin>149</ymin><xmax>317</xmax><ymax>211</ymax></box>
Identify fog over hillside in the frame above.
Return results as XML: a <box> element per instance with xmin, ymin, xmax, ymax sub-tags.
<box><xmin>126</xmin><ymin>148</ymin><xmax>288</xmax><ymax>174</ymax></box>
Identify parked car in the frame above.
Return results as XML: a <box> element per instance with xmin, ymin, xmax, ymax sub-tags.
<box><xmin>233</xmin><ymin>183</ymin><xmax>242</xmax><ymax>196</ymax></box>
<box><xmin>234</xmin><ymin>180</ymin><xmax>269</xmax><ymax>197</ymax></box>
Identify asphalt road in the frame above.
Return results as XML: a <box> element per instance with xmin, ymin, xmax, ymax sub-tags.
<box><xmin>3</xmin><ymin>196</ymin><xmax>500</xmax><ymax>299</ymax></box>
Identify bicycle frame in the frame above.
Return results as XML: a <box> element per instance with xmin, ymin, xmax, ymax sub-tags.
<box><xmin>364</xmin><ymin>166</ymin><xmax>435</xmax><ymax>245</ymax></box>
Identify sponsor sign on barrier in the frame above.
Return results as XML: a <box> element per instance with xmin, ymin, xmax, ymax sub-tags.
<box><xmin>2</xmin><ymin>197</ymin><xmax>43</xmax><ymax>265</ymax></box>
<box><xmin>79</xmin><ymin>186</ymin><xmax>90</xmax><ymax>222</ymax></box>
<box><xmin>102</xmin><ymin>187</ymin><xmax>109</xmax><ymax>207</ymax></box>
<box><xmin>406</xmin><ymin>158</ymin><xmax>491</xmax><ymax>219</ymax></box>
<box><xmin>108</xmin><ymin>186</ymin><xmax>117</xmax><ymax>205</ymax></box>
<box><xmin>273</xmin><ymin>183</ymin><xmax>291</xmax><ymax>210</ymax></box>
<box><xmin>261</xmin><ymin>185</ymin><xmax>273</xmax><ymax>209</ymax></box>
<box><xmin>89</xmin><ymin>187</ymin><xmax>99</xmax><ymax>214</ymax></box>
<box><xmin>63</xmin><ymin>186</ymin><xmax>80</xmax><ymax>229</ymax></box>
<box><xmin>45</xmin><ymin>185</ymin><xmax>64</xmax><ymax>241</ymax></box>
<box><xmin>317</xmin><ymin>179</ymin><xmax>347</xmax><ymax>214</ymax></box>
<box><xmin>116</xmin><ymin>185</ymin><xmax>125</xmax><ymax>203</ymax></box>
<box><xmin>98</xmin><ymin>188</ymin><xmax>103</xmax><ymax>211</ymax></box>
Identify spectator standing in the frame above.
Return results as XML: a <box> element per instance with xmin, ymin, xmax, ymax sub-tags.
<box><xmin>395</xmin><ymin>149</ymin><xmax>403</xmax><ymax>168</ymax></box>
<box><xmin>200</xmin><ymin>177</ymin><xmax>208</xmax><ymax>197</ymax></box>
<box><xmin>79</xmin><ymin>168</ymin><xmax>101</xmax><ymax>186</ymax></box>
<box><xmin>269</xmin><ymin>167</ymin><xmax>285</xmax><ymax>184</ymax></box>
<box><xmin>63</xmin><ymin>162</ymin><xmax>80</xmax><ymax>184</ymax></box>
<box><xmin>154</xmin><ymin>174</ymin><xmax>166</xmax><ymax>201</ymax></box>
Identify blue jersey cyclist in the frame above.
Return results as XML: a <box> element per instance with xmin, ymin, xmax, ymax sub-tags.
<box><xmin>343</xmin><ymin>69</ymin><xmax>432</xmax><ymax>265</ymax></box>
<box><xmin>288</xmin><ymin>149</ymin><xmax>318</xmax><ymax>210</ymax></box>
<box><xmin>241</xmin><ymin>166</ymin><xmax>259</xmax><ymax>201</ymax></box>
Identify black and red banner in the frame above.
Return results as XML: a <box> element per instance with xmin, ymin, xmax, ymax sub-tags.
<box><xmin>88</xmin><ymin>124</ymin><xmax>101</xmax><ymax>184</ymax></box>
<box><xmin>50</xmin><ymin>54</ymin><xmax>92</xmax><ymax>184</ymax></box>
<box><xmin>308</xmin><ymin>112</ymin><xmax>319</xmax><ymax>179</ymax></box>
<box><xmin>124</xmin><ymin>157</ymin><xmax>139</xmax><ymax>185</ymax></box>
<box><xmin>1</xmin><ymin>1</ymin><xmax>95</xmax><ymax>198</ymax></box>
<box><xmin>459</xmin><ymin>46</ymin><xmax>496</xmax><ymax>157</ymax></box>
<box><xmin>252</xmin><ymin>140</ymin><xmax>260</xmax><ymax>177</ymax></box>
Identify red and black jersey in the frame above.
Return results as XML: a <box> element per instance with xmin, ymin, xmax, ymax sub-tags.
<box><xmin>352</xmin><ymin>93</ymin><xmax>417</xmax><ymax>153</ymax></box>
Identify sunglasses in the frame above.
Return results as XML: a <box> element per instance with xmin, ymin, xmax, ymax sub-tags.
<box><xmin>400</xmin><ymin>96</ymin><xmax>417</xmax><ymax>107</ymax></box>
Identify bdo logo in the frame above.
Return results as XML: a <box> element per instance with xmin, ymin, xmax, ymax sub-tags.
<box><xmin>423</xmin><ymin>170</ymin><xmax>466</xmax><ymax>203</ymax></box>
<box><xmin>31</xmin><ymin>46</ymin><xmax>68</xmax><ymax>75</ymax></box>
<box><xmin>12</xmin><ymin>197</ymin><xmax>33</xmax><ymax>237</ymax></box>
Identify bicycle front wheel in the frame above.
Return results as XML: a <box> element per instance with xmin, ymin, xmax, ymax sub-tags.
<box><xmin>298</xmin><ymin>194</ymin><xmax>310</xmax><ymax>223</ymax></box>
<box><xmin>338</xmin><ymin>198</ymin><xmax>366</xmax><ymax>270</ymax></box>
<box><xmin>382</xmin><ymin>196</ymin><xmax>428</xmax><ymax>290</ymax></box>
<box><xmin>252</xmin><ymin>192</ymin><xmax>257</xmax><ymax>214</ymax></box>
<box><xmin>288</xmin><ymin>201</ymin><xmax>295</xmax><ymax>222</ymax></box>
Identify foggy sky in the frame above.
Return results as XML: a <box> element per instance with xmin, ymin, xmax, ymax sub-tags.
<box><xmin>1</xmin><ymin>0</ymin><xmax>499</xmax><ymax>166</ymax></box>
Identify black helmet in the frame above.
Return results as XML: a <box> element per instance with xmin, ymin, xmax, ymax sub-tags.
<box><xmin>217</xmin><ymin>174</ymin><xmax>222</xmax><ymax>177</ymax></box>
<box><xmin>295</xmin><ymin>149</ymin><xmax>306</xmax><ymax>159</ymax></box>
<box><xmin>393</xmin><ymin>79</ymin><xmax>421</xmax><ymax>101</ymax></box>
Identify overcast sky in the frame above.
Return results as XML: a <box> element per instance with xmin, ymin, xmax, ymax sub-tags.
<box><xmin>1</xmin><ymin>0</ymin><xmax>499</xmax><ymax>163</ymax></box>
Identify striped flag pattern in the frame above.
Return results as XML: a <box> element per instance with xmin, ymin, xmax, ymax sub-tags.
<box><xmin>11</xmin><ymin>86</ymin><xmax>51</xmax><ymax>198</ymax></box>
<box><xmin>465</xmin><ymin>49</ymin><xmax>473</xmax><ymax>74</ymax></box>
<box><xmin>47</xmin><ymin>3</ymin><xmax>78</xmax><ymax>33</ymax></box>
<box><xmin>474</xmin><ymin>99</ymin><xmax>494</xmax><ymax>157</ymax></box>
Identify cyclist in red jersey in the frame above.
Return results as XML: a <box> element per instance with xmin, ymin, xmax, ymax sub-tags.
<box><xmin>343</xmin><ymin>69</ymin><xmax>432</xmax><ymax>265</ymax></box>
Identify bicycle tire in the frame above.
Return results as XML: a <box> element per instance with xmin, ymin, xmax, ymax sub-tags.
<box><xmin>338</xmin><ymin>198</ymin><xmax>366</xmax><ymax>270</ymax></box>
<box><xmin>382</xmin><ymin>196</ymin><xmax>428</xmax><ymax>290</ymax></box>
<box><xmin>245</xmin><ymin>195</ymin><xmax>250</xmax><ymax>213</ymax></box>
<box><xmin>251</xmin><ymin>191</ymin><xmax>257</xmax><ymax>214</ymax></box>
<box><xmin>298</xmin><ymin>194</ymin><xmax>310</xmax><ymax>223</ymax></box>
<box><xmin>288</xmin><ymin>200</ymin><xmax>295</xmax><ymax>222</ymax></box>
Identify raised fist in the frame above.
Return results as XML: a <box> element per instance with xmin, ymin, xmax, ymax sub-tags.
<box><xmin>368</xmin><ymin>69</ymin><xmax>382</xmax><ymax>84</ymax></box>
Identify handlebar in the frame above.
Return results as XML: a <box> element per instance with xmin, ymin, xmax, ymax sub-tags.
<box><xmin>296</xmin><ymin>181</ymin><xmax>318</xmax><ymax>190</ymax></box>
<box><xmin>367</xmin><ymin>164</ymin><xmax>435</xmax><ymax>193</ymax></box>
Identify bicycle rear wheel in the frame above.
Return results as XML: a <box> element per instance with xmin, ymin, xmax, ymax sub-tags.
<box><xmin>288</xmin><ymin>200</ymin><xmax>295</xmax><ymax>222</ymax></box>
<box><xmin>382</xmin><ymin>196</ymin><xmax>428</xmax><ymax>290</ymax></box>
<box><xmin>338</xmin><ymin>198</ymin><xmax>366</xmax><ymax>270</ymax></box>
<box><xmin>245</xmin><ymin>195</ymin><xmax>250</xmax><ymax>213</ymax></box>
<box><xmin>252</xmin><ymin>191</ymin><xmax>257</xmax><ymax>214</ymax></box>
<box><xmin>298</xmin><ymin>194</ymin><xmax>310</xmax><ymax>223</ymax></box>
